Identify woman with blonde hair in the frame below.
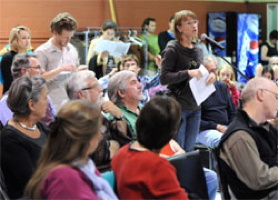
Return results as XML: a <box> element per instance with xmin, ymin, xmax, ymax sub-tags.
<box><xmin>0</xmin><ymin>25</ymin><xmax>31</xmax><ymax>94</ymax></box>
<box><xmin>218</xmin><ymin>63</ymin><xmax>241</xmax><ymax>107</ymax></box>
<box><xmin>25</xmin><ymin>100</ymin><xmax>118</xmax><ymax>199</ymax></box>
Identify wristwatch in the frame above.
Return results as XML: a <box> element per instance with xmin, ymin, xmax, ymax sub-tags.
<box><xmin>114</xmin><ymin>114</ymin><xmax>124</xmax><ymax>121</ymax></box>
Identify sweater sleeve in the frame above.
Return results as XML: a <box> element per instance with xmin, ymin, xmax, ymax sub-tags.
<box><xmin>42</xmin><ymin>167</ymin><xmax>100</xmax><ymax>199</ymax></box>
<box><xmin>160</xmin><ymin>47</ymin><xmax>190</xmax><ymax>86</ymax></box>
<box><xmin>200</xmin><ymin>120</ymin><xmax>218</xmax><ymax>131</ymax></box>
<box><xmin>229</xmin><ymin>85</ymin><xmax>241</xmax><ymax>108</ymax></box>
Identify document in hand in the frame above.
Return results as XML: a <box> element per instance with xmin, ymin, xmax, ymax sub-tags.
<box><xmin>189</xmin><ymin>64</ymin><xmax>216</xmax><ymax>106</ymax></box>
<box><xmin>93</xmin><ymin>39</ymin><xmax>131</xmax><ymax>57</ymax></box>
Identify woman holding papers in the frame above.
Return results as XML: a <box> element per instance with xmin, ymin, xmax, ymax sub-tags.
<box><xmin>87</xmin><ymin>20</ymin><xmax>122</xmax><ymax>78</ymax></box>
<box><xmin>160</xmin><ymin>10</ymin><xmax>216</xmax><ymax>152</ymax></box>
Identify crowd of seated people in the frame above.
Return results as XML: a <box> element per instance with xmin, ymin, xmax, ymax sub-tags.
<box><xmin>1</xmin><ymin>10</ymin><xmax>278</xmax><ymax>200</ymax></box>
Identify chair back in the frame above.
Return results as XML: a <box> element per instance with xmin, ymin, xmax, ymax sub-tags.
<box><xmin>101</xmin><ymin>170</ymin><xmax>116</xmax><ymax>190</ymax></box>
<box><xmin>167</xmin><ymin>150</ymin><xmax>209</xmax><ymax>200</ymax></box>
<box><xmin>212</xmin><ymin>148</ymin><xmax>230</xmax><ymax>200</ymax></box>
<box><xmin>0</xmin><ymin>169</ymin><xmax>9</xmax><ymax>200</ymax></box>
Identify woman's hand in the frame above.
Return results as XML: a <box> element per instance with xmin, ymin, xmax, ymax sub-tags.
<box><xmin>206</xmin><ymin>72</ymin><xmax>216</xmax><ymax>86</ymax></box>
<box><xmin>188</xmin><ymin>69</ymin><xmax>202</xmax><ymax>79</ymax></box>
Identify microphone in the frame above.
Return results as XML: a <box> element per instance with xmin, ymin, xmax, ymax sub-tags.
<box><xmin>200</xmin><ymin>33</ymin><xmax>225</xmax><ymax>50</ymax></box>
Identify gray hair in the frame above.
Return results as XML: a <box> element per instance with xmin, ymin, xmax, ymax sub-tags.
<box><xmin>11</xmin><ymin>53</ymin><xmax>37</xmax><ymax>79</ymax></box>
<box><xmin>269</xmin><ymin>56</ymin><xmax>278</xmax><ymax>67</ymax></box>
<box><xmin>203</xmin><ymin>54</ymin><xmax>218</xmax><ymax>67</ymax></box>
<box><xmin>108</xmin><ymin>70</ymin><xmax>136</xmax><ymax>105</ymax></box>
<box><xmin>8</xmin><ymin>76</ymin><xmax>47</xmax><ymax>118</ymax></box>
<box><xmin>66</xmin><ymin>70</ymin><xmax>96</xmax><ymax>100</ymax></box>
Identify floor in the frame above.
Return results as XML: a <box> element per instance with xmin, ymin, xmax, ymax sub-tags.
<box><xmin>215</xmin><ymin>191</ymin><xmax>222</xmax><ymax>200</ymax></box>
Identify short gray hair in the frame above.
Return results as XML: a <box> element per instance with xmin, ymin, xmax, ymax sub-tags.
<box><xmin>108</xmin><ymin>70</ymin><xmax>136</xmax><ymax>105</ymax></box>
<box><xmin>269</xmin><ymin>56</ymin><xmax>278</xmax><ymax>67</ymax></box>
<box><xmin>66</xmin><ymin>70</ymin><xmax>96</xmax><ymax>100</ymax></box>
<box><xmin>11</xmin><ymin>53</ymin><xmax>37</xmax><ymax>79</ymax></box>
<box><xmin>8</xmin><ymin>76</ymin><xmax>47</xmax><ymax>118</ymax></box>
<box><xmin>203</xmin><ymin>54</ymin><xmax>218</xmax><ymax>67</ymax></box>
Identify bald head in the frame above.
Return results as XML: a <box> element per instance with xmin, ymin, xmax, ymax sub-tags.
<box><xmin>241</xmin><ymin>77</ymin><xmax>277</xmax><ymax>106</ymax></box>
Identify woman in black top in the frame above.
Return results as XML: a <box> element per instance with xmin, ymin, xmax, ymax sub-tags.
<box><xmin>160</xmin><ymin>10</ymin><xmax>216</xmax><ymax>152</ymax></box>
<box><xmin>0</xmin><ymin>76</ymin><xmax>49</xmax><ymax>199</ymax></box>
<box><xmin>260</xmin><ymin>30</ymin><xmax>278</xmax><ymax>65</ymax></box>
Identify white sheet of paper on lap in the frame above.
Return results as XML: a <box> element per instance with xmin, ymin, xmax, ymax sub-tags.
<box><xmin>189</xmin><ymin>64</ymin><xmax>216</xmax><ymax>106</ymax></box>
<box><xmin>94</xmin><ymin>39</ymin><xmax>131</xmax><ymax>57</ymax></box>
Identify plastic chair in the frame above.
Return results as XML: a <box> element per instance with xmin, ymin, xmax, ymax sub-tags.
<box><xmin>101</xmin><ymin>170</ymin><xmax>116</xmax><ymax>190</ymax></box>
<box><xmin>212</xmin><ymin>148</ymin><xmax>230</xmax><ymax>200</ymax></box>
<box><xmin>167</xmin><ymin>150</ymin><xmax>209</xmax><ymax>200</ymax></box>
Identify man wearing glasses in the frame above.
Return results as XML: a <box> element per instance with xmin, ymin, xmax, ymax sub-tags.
<box><xmin>217</xmin><ymin>77</ymin><xmax>278</xmax><ymax>199</ymax></box>
<box><xmin>0</xmin><ymin>53</ymin><xmax>55</xmax><ymax>128</ymax></box>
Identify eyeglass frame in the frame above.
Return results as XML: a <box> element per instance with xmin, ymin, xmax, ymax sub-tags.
<box><xmin>185</xmin><ymin>19</ymin><xmax>199</xmax><ymax>26</ymax></box>
<box><xmin>26</xmin><ymin>65</ymin><xmax>42</xmax><ymax>70</ymax></box>
<box><xmin>260</xmin><ymin>89</ymin><xmax>278</xmax><ymax>100</ymax></box>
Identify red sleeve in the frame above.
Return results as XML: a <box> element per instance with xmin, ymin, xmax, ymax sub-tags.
<box><xmin>41</xmin><ymin>167</ymin><xmax>100</xmax><ymax>200</ymax></box>
<box><xmin>229</xmin><ymin>85</ymin><xmax>241</xmax><ymax>108</ymax></box>
<box><xmin>147</xmin><ymin>159</ymin><xmax>189</xmax><ymax>200</ymax></box>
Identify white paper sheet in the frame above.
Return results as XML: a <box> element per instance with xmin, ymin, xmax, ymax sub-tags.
<box><xmin>189</xmin><ymin>64</ymin><xmax>216</xmax><ymax>106</ymax></box>
<box><xmin>93</xmin><ymin>39</ymin><xmax>131</xmax><ymax>57</ymax></box>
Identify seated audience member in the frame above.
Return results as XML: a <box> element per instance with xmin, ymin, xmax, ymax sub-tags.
<box><xmin>197</xmin><ymin>55</ymin><xmax>237</xmax><ymax>148</ymax></box>
<box><xmin>112</xmin><ymin>96</ymin><xmax>189</xmax><ymax>199</ymax></box>
<box><xmin>108</xmin><ymin>71</ymin><xmax>218</xmax><ymax>200</ymax></box>
<box><xmin>269</xmin><ymin>56</ymin><xmax>278</xmax><ymax>80</ymax></box>
<box><xmin>256</xmin><ymin>56</ymin><xmax>278</xmax><ymax>80</ymax></box>
<box><xmin>121</xmin><ymin>54</ymin><xmax>161</xmax><ymax>104</ymax></box>
<box><xmin>87</xmin><ymin>20</ymin><xmax>121</xmax><ymax>78</ymax></box>
<box><xmin>66</xmin><ymin>70</ymin><xmax>131</xmax><ymax>171</ymax></box>
<box><xmin>217</xmin><ymin>77</ymin><xmax>278</xmax><ymax>199</ymax></box>
<box><xmin>25</xmin><ymin>100</ymin><xmax>118</xmax><ymax>199</ymax></box>
<box><xmin>108</xmin><ymin>70</ymin><xmax>144</xmax><ymax>138</ymax></box>
<box><xmin>0</xmin><ymin>53</ymin><xmax>55</xmax><ymax>126</ymax></box>
<box><xmin>0</xmin><ymin>76</ymin><xmax>49</xmax><ymax>199</ymax></box>
<box><xmin>261</xmin><ymin>66</ymin><xmax>274</xmax><ymax>80</ymax></box>
<box><xmin>98</xmin><ymin>54</ymin><xmax>162</xmax><ymax>104</ymax></box>
<box><xmin>218</xmin><ymin>63</ymin><xmax>241</xmax><ymax>107</ymax></box>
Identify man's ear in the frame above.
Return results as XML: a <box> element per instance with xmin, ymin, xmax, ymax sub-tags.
<box><xmin>256</xmin><ymin>89</ymin><xmax>264</xmax><ymax>102</ymax></box>
<box><xmin>77</xmin><ymin>91</ymin><xmax>84</xmax><ymax>99</ymax></box>
<box><xmin>21</xmin><ymin>68</ymin><xmax>27</xmax><ymax>76</ymax></box>
<box><xmin>118</xmin><ymin>90</ymin><xmax>125</xmax><ymax>98</ymax></box>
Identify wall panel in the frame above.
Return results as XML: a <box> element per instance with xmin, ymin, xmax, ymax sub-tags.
<box><xmin>0</xmin><ymin>0</ymin><xmax>274</xmax><ymax>49</ymax></box>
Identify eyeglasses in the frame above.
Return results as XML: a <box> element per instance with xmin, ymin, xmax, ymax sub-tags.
<box><xmin>27</xmin><ymin>65</ymin><xmax>41</xmax><ymax>70</ymax></box>
<box><xmin>185</xmin><ymin>19</ymin><xmax>199</xmax><ymax>26</ymax></box>
<box><xmin>80</xmin><ymin>84</ymin><xmax>101</xmax><ymax>91</ymax></box>
<box><xmin>261</xmin><ymin>89</ymin><xmax>278</xmax><ymax>100</ymax></box>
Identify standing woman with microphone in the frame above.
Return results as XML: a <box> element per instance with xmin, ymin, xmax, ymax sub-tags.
<box><xmin>160</xmin><ymin>10</ymin><xmax>216</xmax><ymax>152</ymax></box>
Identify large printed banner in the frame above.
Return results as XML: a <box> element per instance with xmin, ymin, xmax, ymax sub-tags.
<box><xmin>208</xmin><ymin>12</ymin><xmax>227</xmax><ymax>57</ymax></box>
<box><xmin>237</xmin><ymin>13</ymin><xmax>259</xmax><ymax>83</ymax></box>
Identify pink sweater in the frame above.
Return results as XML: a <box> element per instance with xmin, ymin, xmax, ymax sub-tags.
<box><xmin>41</xmin><ymin>166</ymin><xmax>100</xmax><ymax>199</ymax></box>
